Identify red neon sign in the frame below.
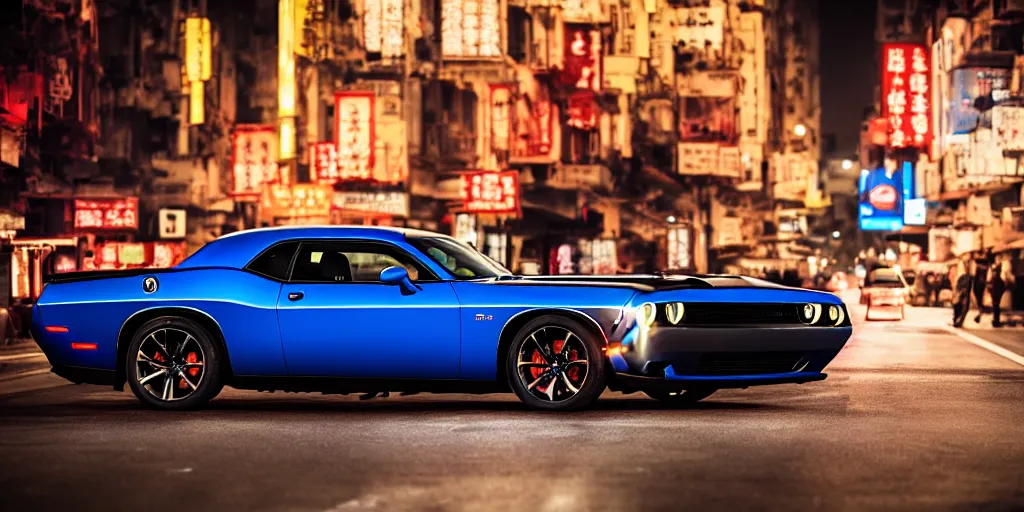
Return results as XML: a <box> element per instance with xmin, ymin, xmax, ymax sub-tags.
<box><xmin>881</xmin><ymin>43</ymin><xmax>931</xmax><ymax>149</ymax></box>
<box><xmin>74</xmin><ymin>198</ymin><xmax>139</xmax><ymax>230</ymax></box>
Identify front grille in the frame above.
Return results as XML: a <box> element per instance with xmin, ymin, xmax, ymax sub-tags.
<box><xmin>695</xmin><ymin>352</ymin><xmax>806</xmax><ymax>376</ymax></box>
<box><xmin>672</xmin><ymin>303</ymin><xmax>802</xmax><ymax>326</ymax></box>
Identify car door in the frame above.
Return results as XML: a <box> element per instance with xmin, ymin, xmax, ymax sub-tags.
<box><xmin>277</xmin><ymin>240</ymin><xmax>462</xmax><ymax>378</ymax></box>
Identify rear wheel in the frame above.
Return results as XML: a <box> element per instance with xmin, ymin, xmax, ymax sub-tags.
<box><xmin>126</xmin><ymin>316</ymin><xmax>223</xmax><ymax>410</ymax></box>
<box><xmin>643</xmin><ymin>389</ymin><xmax>716</xmax><ymax>405</ymax></box>
<box><xmin>506</xmin><ymin>315</ymin><xmax>606</xmax><ymax>411</ymax></box>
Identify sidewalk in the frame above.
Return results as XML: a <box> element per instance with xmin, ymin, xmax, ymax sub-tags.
<box><xmin>0</xmin><ymin>337</ymin><xmax>51</xmax><ymax>393</ymax></box>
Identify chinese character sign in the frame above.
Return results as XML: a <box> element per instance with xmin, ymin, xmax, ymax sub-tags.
<box><xmin>74</xmin><ymin>198</ymin><xmax>139</xmax><ymax>230</ymax></box>
<box><xmin>441</xmin><ymin>0</ymin><xmax>501</xmax><ymax>58</ymax></box>
<box><xmin>231</xmin><ymin>125</ymin><xmax>277</xmax><ymax>197</ymax></box>
<box><xmin>489</xmin><ymin>84</ymin><xmax>512</xmax><ymax>152</ymax></box>
<box><xmin>461</xmin><ymin>171</ymin><xmax>520</xmax><ymax>214</ymax></box>
<box><xmin>881</xmin><ymin>43</ymin><xmax>930</xmax><ymax>149</ymax></box>
<box><xmin>993</xmin><ymin>106</ymin><xmax>1024</xmax><ymax>151</ymax></box>
<box><xmin>364</xmin><ymin>0</ymin><xmax>404</xmax><ymax>58</ymax></box>
<box><xmin>567</xmin><ymin>91</ymin><xmax>598</xmax><ymax>130</ymax></box>
<box><xmin>334</xmin><ymin>91</ymin><xmax>375</xmax><ymax>181</ymax></box>
<box><xmin>263</xmin><ymin>184</ymin><xmax>333</xmax><ymax>219</ymax></box>
<box><xmin>562</xmin><ymin>25</ymin><xmax>602</xmax><ymax>91</ymax></box>
<box><xmin>309</xmin><ymin>142</ymin><xmax>340</xmax><ymax>183</ymax></box>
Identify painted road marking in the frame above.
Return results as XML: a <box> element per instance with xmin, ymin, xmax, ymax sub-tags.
<box><xmin>0</xmin><ymin>352</ymin><xmax>46</xmax><ymax>362</ymax></box>
<box><xmin>945</xmin><ymin>326</ymin><xmax>1024</xmax><ymax>368</ymax></box>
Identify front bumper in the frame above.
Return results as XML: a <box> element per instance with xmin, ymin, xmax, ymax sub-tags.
<box><xmin>608</xmin><ymin>324</ymin><xmax>852</xmax><ymax>390</ymax></box>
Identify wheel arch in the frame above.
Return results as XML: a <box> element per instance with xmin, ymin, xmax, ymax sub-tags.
<box><xmin>495</xmin><ymin>308</ymin><xmax>608</xmax><ymax>389</ymax></box>
<box><xmin>115</xmin><ymin>306</ymin><xmax>234</xmax><ymax>389</ymax></box>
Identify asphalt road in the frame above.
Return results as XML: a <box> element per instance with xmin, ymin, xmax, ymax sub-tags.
<box><xmin>1</xmin><ymin>299</ymin><xmax>1023</xmax><ymax>511</ymax></box>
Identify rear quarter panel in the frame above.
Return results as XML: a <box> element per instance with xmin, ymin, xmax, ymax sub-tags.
<box><xmin>34</xmin><ymin>269</ymin><xmax>287</xmax><ymax>375</ymax></box>
<box><xmin>451</xmin><ymin>281</ymin><xmax>637</xmax><ymax>379</ymax></box>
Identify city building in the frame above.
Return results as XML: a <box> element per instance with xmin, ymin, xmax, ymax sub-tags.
<box><xmin>1</xmin><ymin>0</ymin><xmax>834</xmax><ymax>317</ymax></box>
<box><xmin>862</xmin><ymin>0</ymin><xmax>1024</xmax><ymax>310</ymax></box>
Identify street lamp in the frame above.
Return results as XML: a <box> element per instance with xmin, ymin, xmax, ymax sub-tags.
<box><xmin>794</xmin><ymin>124</ymin><xmax>807</xmax><ymax>137</ymax></box>
<box><xmin>832</xmin><ymin>230</ymin><xmax>841</xmax><ymax>239</ymax></box>
<box><xmin>666</xmin><ymin>215</ymin><xmax>677</xmax><ymax>224</ymax></box>
<box><xmin>841</xmin><ymin>159</ymin><xmax>853</xmax><ymax>170</ymax></box>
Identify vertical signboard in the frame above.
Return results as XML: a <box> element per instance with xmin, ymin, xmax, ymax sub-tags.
<box><xmin>881</xmin><ymin>43</ymin><xmax>931</xmax><ymax>149</ymax></box>
<box><xmin>334</xmin><ymin>91</ymin><xmax>375</xmax><ymax>181</ymax></box>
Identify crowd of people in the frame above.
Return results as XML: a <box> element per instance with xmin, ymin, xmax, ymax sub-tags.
<box><xmin>952</xmin><ymin>250</ymin><xmax>1016</xmax><ymax>328</ymax></box>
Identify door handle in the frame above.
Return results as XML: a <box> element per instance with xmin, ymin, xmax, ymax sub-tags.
<box><xmin>288</xmin><ymin>292</ymin><xmax>304</xmax><ymax>301</ymax></box>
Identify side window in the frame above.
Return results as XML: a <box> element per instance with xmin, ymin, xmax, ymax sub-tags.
<box><xmin>246</xmin><ymin>241</ymin><xmax>299</xmax><ymax>281</ymax></box>
<box><xmin>289</xmin><ymin>242</ymin><xmax>432</xmax><ymax>283</ymax></box>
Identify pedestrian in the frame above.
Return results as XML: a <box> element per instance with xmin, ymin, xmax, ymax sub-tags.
<box><xmin>952</xmin><ymin>261</ymin><xmax>972</xmax><ymax>328</ymax></box>
<box><xmin>989</xmin><ymin>256</ymin><xmax>1008</xmax><ymax>328</ymax></box>
<box><xmin>925</xmin><ymin>271</ymin><xmax>939</xmax><ymax>306</ymax></box>
<box><xmin>973</xmin><ymin>251</ymin><xmax>992</xmax><ymax>324</ymax></box>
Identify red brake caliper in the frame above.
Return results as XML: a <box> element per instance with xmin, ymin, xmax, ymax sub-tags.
<box><xmin>531</xmin><ymin>340</ymin><xmax>568</xmax><ymax>394</ymax></box>
<box><xmin>179</xmin><ymin>352</ymin><xmax>199</xmax><ymax>389</ymax></box>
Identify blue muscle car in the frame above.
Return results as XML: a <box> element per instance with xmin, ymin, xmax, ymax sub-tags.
<box><xmin>32</xmin><ymin>226</ymin><xmax>852</xmax><ymax>411</ymax></box>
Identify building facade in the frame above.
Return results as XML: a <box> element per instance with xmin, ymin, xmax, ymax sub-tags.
<box><xmin>0</xmin><ymin>0</ymin><xmax>830</xmax><ymax>319</ymax></box>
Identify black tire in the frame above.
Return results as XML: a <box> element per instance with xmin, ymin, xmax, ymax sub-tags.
<box><xmin>506</xmin><ymin>315</ymin><xmax>607</xmax><ymax>411</ymax></box>
<box><xmin>126</xmin><ymin>316</ymin><xmax>224</xmax><ymax>410</ymax></box>
<box><xmin>643</xmin><ymin>389</ymin><xmax>716</xmax><ymax>405</ymax></box>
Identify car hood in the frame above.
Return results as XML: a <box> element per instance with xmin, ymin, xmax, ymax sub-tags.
<box><xmin>502</xmin><ymin>274</ymin><xmax>794</xmax><ymax>292</ymax></box>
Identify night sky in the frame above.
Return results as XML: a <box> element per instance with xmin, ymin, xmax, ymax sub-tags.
<box><xmin>818</xmin><ymin>0</ymin><xmax>878</xmax><ymax>157</ymax></box>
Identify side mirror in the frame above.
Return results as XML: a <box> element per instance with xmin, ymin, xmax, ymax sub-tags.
<box><xmin>380</xmin><ymin>266</ymin><xmax>419</xmax><ymax>295</ymax></box>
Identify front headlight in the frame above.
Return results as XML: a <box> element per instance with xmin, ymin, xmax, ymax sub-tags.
<box><xmin>636</xmin><ymin>302</ymin><xmax>656</xmax><ymax>329</ymax></box>
<box><xmin>801</xmin><ymin>303</ymin><xmax>822</xmax><ymax>324</ymax></box>
<box><xmin>831</xmin><ymin>305</ymin><xmax>846</xmax><ymax>326</ymax></box>
<box><xmin>664</xmin><ymin>302</ymin><xmax>685</xmax><ymax>325</ymax></box>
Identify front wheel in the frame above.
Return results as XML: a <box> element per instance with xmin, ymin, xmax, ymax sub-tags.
<box><xmin>643</xmin><ymin>389</ymin><xmax>716</xmax><ymax>405</ymax></box>
<box><xmin>506</xmin><ymin>315</ymin><xmax>607</xmax><ymax>411</ymax></box>
<box><xmin>126</xmin><ymin>316</ymin><xmax>224</xmax><ymax>410</ymax></box>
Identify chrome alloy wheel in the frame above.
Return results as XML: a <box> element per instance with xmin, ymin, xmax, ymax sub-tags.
<box><xmin>135</xmin><ymin>327</ymin><xmax>207</xmax><ymax>402</ymax></box>
<box><xmin>516</xmin><ymin>326</ymin><xmax>590</xmax><ymax>403</ymax></box>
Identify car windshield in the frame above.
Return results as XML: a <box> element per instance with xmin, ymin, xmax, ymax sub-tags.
<box><xmin>407</xmin><ymin>236</ymin><xmax>511</xmax><ymax>280</ymax></box>
<box><xmin>866</xmin><ymin>269</ymin><xmax>904</xmax><ymax>287</ymax></box>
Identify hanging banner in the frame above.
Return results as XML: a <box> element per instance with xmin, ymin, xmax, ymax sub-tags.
<box><xmin>460</xmin><ymin>170</ymin><xmax>520</xmax><ymax>214</ymax></box>
<box><xmin>562</xmin><ymin>24</ymin><xmax>602</xmax><ymax>91</ymax></box>
<box><xmin>567</xmin><ymin>91</ymin><xmax>598</xmax><ymax>130</ymax></box>
<box><xmin>309</xmin><ymin>141</ymin><xmax>340</xmax><ymax>183</ymax></box>
<box><xmin>993</xmin><ymin>106</ymin><xmax>1024</xmax><ymax>151</ymax></box>
<box><xmin>441</xmin><ymin>0</ymin><xmax>501</xmax><ymax>57</ymax></box>
<box><xmin>858</xmin><ymin>164</ymin><xmax>905</xmax><ymax>231</ymax></box>
<box><xmin>184</xmin><ymin>17</ymin><xmax>212</xmax><ymax>83</ymax></box>
<box><xmin>74</xmin><ymin>198</ymin><xmax>139</xmax><ymax>230</ymax></box>
<box><xmin>231</xmin><ymin>124</ymin><xmax>277</xmax><ymax>197</ymax></box>
<box><xmin>673</xmin><ymin>5</ymin><xmax>725</xmax><ymax>55</ymax></box>
<box><xmin>364</xmin><ymin>0</ymin><xmax>404</xmax><ymax>58</ymax></box>
<box><xmin>489</xmin><ymin>84</ymin><xmax>512</xmax><ymax>152</ymax></box>
<box><xmin>677</xmin><ymin>143</ymin><xmax>719</xmax><ymax>176</ymax></box>
<box><xmin>334</xmin><ymin>91</ymin><xmax>375</xmax><ymax>181</ymax></box>
<box><xmin>263</xmin><ymin>184</ymin><xmax>334</xmax><ymax>219</ymax></box>
<box><xmin>719</xmin><ymin>146</ymin><xmax>742</xmax><ymax>179</ymax></box>
<box><xmin>332</xmin><ymin>191</ymin><xmax>410</xmax><ymax>217</ymax></box>
<box><xmin>881</xmin><ymin>43</ymin><xmax>931</xmax><ymax>149</ymax></box>
<box><xmin>511</xmin><ymin>73</ymin><xmax>554</xmax><ymax>159</ymax></box>
<box><xmin>667</xmin><ymin>227</ymin><xmax>691</xmax><ymax>270</ymax></box>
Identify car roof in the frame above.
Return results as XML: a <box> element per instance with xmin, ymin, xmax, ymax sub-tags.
<box><xmin>177</xmin><ymin>225</ymin><xmax>447</xmax><ymax>269</ymax></box>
